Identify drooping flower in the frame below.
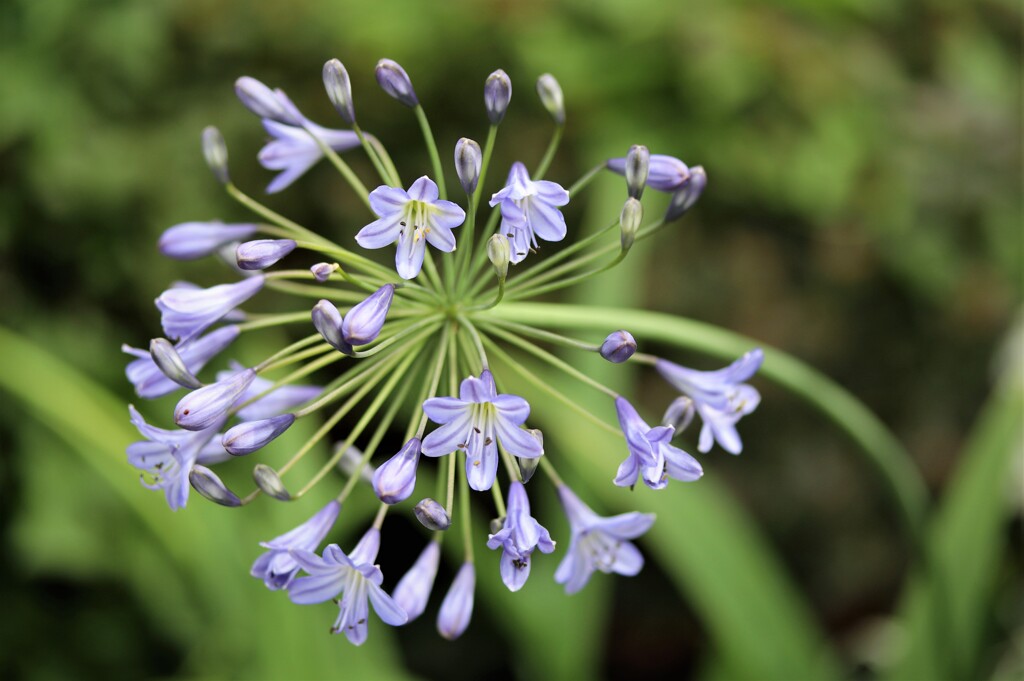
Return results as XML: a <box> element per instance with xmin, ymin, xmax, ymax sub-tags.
<box><xmin>436</xmin><ymin>562</ymin><xmax>475</xmax><ymax>640</ymax></box>
<box><xmin>174</xmin><ymin>367</ymin><xmax>257</xmax><ymax>431</ymax></box>
<box><xmin>258</xmin><ymin>119</ymin><xmax>361</xmax><ymax>194</ymax></box>
<box><xmin>251</xmin><ymin>500</ymin><xmax>341</xmax><ymax>591</ymax></box>
<box><xmin>372</xmin><ymin>438</ymin><xmax>421</xmax><ymax>504</ymax></box>
<box><xmin>486</xmin><ymin>481</ymin><xmax>555</xmax><ymax>591</ymax></box>
<box><xmin>289</xmin><ymin>529</ymin><xmax>408</xmax><ymax>645</ymax></box>
<box><xmin>392</xmin><ymin>540</ymin><xmax>441</xmax><ymax>623</ymax></box>
<box><xmin>606</xmin><ymin>154</ymin><xmax>690</xmax><ymax>193</ymax></box>
<box><xmin>489</xmin><ymin>162</ymin><xmax>569</xmax><ymax>264</ymax></box>
<box><xmin>156</xmin><ymin>276</ymin><xmax>264</xmax><ymax>342</ymax></box>
<box><xmin>158</xmin><ymin>222</ymin><xmax>258</xmax><ymax>260</ymax></box>
<box><xmin>421</xmin><ymin>370</ymin><xmax>543</xmax><ymax>491</ymax></box>
<box><xmin>126</xmin><ymin>406</ymin><xmax>228</xmax><ymax>510</ymax></box>
<box><xmin>655</xmin><ymin>348</ymin><xmax>763</xmax><ymax>454</ymax></box>
<box><xmin>614</xmin><ymin>397</ymin><xmax>702</xmax><ymax>490</ymax></box>
<box><xmin>355</xmin><ymin>177</ymin><xmax>465</xmax><ymax>279</ymax></box>
<box><xmin>554</xmin><ymin>484</ymin><xmax>655</xmax><ymax>594</ymax></box>
<box><xmin>123</xmin><ymin>325</ymin><xmax>240</xmax><ymax>399</ymax></box>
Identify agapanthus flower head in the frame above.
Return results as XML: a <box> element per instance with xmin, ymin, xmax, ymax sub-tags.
<box><xmin>123</xmin><ymin>325</ymin><xmax>239</xmax><ymax>399</ymax></box>
<box><xmin>252</xmin><ymin>500</ymin><xmax>341</xmax><ymax>591</ymax></box>
<box><xmin>156</xmin><ymin>276</ymin><xmax>263</xmax><ymax>342</ymax></box>
<box><xmin>489</xmin><ymin>162</ymin><xmax>570</xmax><ymax>264</ymax></box>
<box><xmin>259</xmin><ymin>119</ymin><xmax>361</xmax><ymax>194</ymax></box>
<box><xmin>223</xmin><ymin>365</ymin><xmax>323</xmax><ymax>421</ymax></box>
<box><xmin>159</xmin><ymin>222</ymin><xmax>258</xmax><ymax>260</ymax></box>
<box><xmin>486</xmin><ymin>481</ymin><xmax>555</xmax><ymax>591</ymax></box>
<box><xmin>614</xmin><ymin>397</ymin><xmax>702</xmax><ymax>489</ymax></box>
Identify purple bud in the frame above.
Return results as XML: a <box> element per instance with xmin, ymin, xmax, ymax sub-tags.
<box><xmin>322</xmin><ymin>58</ymin><xmax>355</xmax><ymax>124</ymax></box>
<box><xmin>189</xmin><ymin>465</ymin><xmax>242</xmax><ymax>507</ymax></box>
<box><xmin>252</xmin><ymin>463</ymin><xmax>291</xmax><ymax>500</ymax></box>
<box><xmin>625</xmin><ymin>145</ymin><xmax>650</xmax><ymax>199</ymax></box>
<box><xmin>234</xmin><ymin>76</ymin><xmax>302</xmax><ymax>125</ymax></box>
<box><xmin>342</xmin><ymin>284</ymin><xmax>394</xmax><ymax>346</ymax></box>
<box><xmin>158</xmin><ymin>222</ymin><xmax>258</xmax><ymax>260</ymax></box>
<box><xmin>536</xmin><ymin>74</ymin><xmax>565</xmax><ymax>125</ymax></box>
<box><xmin>223</xmin><ymin>413</ymin><xmax>296</xmax><ymax>456</ymax></box>
<box><xmin>337</xmin><ymin>444</ymin><xmax>376</xmax><ymax>482</ymax></box>
<box><xmin>665</xmin><ymin>165</ymin><xmax>707</xmax><ymax>221</ymax></box>
<box><xmin>454</xmin><ymin>138</ymin><xmax>482</xmax><ymax>195</ymax></box>
<box><xmin>236</xmin><ymin>239</ymin><xmax>296</xmax><ymax>270</ymax></box>
<box><xmin>123</xmin><ymin>325</ymin><xmax>240</xmax><ymax>399</ymax></box>
<box><xmin>310</xmin><ymin>262</ymin><xmax>336</xmax><ymax>282</ymax></box>
<box><xmin>662</xmin><ymin>396</ymin><xmax>695</xmax><ymax>433</ymax></box>
<box><xmin>174</xmin><ymin>368</ymin><xmax>256</xmax><ymax>431</ymax></box>
<box><xmin>484</xmin><ymin>69</ymin><xmax>512</xmax><ymax>125</ymax></box>
<box><xmin>202</xmin><ymin>126</ymin><xmax>230</xmax><ymax>184</ymax></box>
<box><xmin>600</xmin><ymin>330</ymin><xmax>637</xmax><ymax>364</ymax></box>
<box><xmin>413</xmin><ymin>498</ymin><xmax>451</xmax><ymax>531</ymax></box>
<box><xmin>372</xmin><ymin>438</ymin><xmax>421</xmax><ymax>504</ymax></box>
<box><xmin>607</xmin><ymin>154</ymin><xmax>690</xmax><ymax>193</ymax></box>
<box><xmin>375</xmin><ymin>59</ymin><xmax>418</xmax><ymax>108</ymax></box>
<box><xmin>149</xmin><ymin>338</ymin><xmax>202</xmax><ymax>389</ymax></box>
<box><xmin>393</xmin><ymin>541</ymin><xmax>441</xmax><ymax>623</ymax></box>
<box><xmin>311</xmin><ymin>299</ymin><xmax>353</xmax><ymax>355</ymax></box>
<box><xmin>437</xmin><ymin>562</ymin><xmax>475</xmax><ymax>640</ymax></box>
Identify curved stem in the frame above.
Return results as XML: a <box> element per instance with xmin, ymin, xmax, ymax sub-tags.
<box><xmin>414</xmin><ymin>105</ymin><xmax>447</xmax><ymax>199</ymax></box>
<box><xmin>533</xmin><ymin>125</ymin><xmax>563</xmax><ymax>180</ymax></box>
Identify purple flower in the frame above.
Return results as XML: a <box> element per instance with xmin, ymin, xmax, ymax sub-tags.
<box><xmin>421</xmin><ymin>370</ymin><xmax>543</xmax><ymax>491</ymax></box>
<box><xmin>127</xmin><ymin>406</ymin><xmax>227</xmax><ymax>510</ymax></box>
<box><xmin>123</xmin><ymin>325</ymin><xmax>239</xmax><ymax>399</ymax></box>
<box><xmin>665</xmin><ymin>166</ymin><xmax>707</xmax><ymax>221</ymax></box>
<box><xmin>289</xmin><ymin>529</ymin><xmax>408</xmax><ymax>645</ymax></box>
<box><xmin>372</xmin><ymin>438</ymin><xmax>421</xmax><ymax>504</ymax></box>
<box><xmin>489</xmin><ymin>162</ymin><xmax>569</xmax><ymax>264</ymax></box>
<box><xmin>156</xmin><ymin>276</ymin><xmax>264</xmax><ymax>342</ymax></box>
<box><xmin>311</xmin><ymin>299</ymin><xmax>353</xmax><ymax>355</ymax></box>
<box><xmin>258</xmin><ymin>119</ymin><xmax>361</xmax><ymax>194</ymax></box>
<box><xmin>436</xmin><ymin>562</ymin><xmax>474</xmax><ymax>640</ymax></box>
<box><xmin>355</xmin><ymin>177</ymin><xmax>465</xmax><ymax>279</ymax></box>
<box><xmin>236</xmin><ymin>239</ymin><xmax>296</xmax><ymax>270</ymax></box>
<box><xmin>251</xmin><ymin>500</ymin><xmax>341</xmax><ymax>591</ymax></box>
<box><xmin>655</xmin><ymin>348</ymin><xmax>763</xmax><ymax>454</ymax></box>
<box><xmin>174</xmin><ymin>367</ymin><xmax>257</xmax><ymax>431</ymax></box>
<box><xmin>599</xmin><ymin>330</ymin><xmax>637</xmax><ymax>364</ymax></box>
<box><xmin>614</xmin><ymin>397</ymin><xmax>702</xmax><ymax>490</ymax></box>
<box><xmin>234</xmin><ymin>76</ymin><xmax>303</xmax><ymax>126</ymax></box>
<box><xmin>342</xmin><ymin>284</ymin><xmax>395</xmax><ymax>346</ymax></box>
<box><xmin>484</xmin><ymin>69</ymin><xmax>512</xmax><ymax>125</ymax></box>
<box><xmin>215</xmin><ymin>362</ymin><xmax>323</xmax><ymax>421</ymax></box>
<box><xmin>486</xmin><ymin>481</ymin><xmax>555</xmax><ymax>591</ymax></box>
<box><xmin>607</xmin><ymin>154</ymin><xmax>690</xmax><ymax>193</ymax></box>
<box><xmin>375</xmin><ymin>59</ymin><xmax>418</xmax><ymax>108</ymax></box>
<box><xmin>158</xmin><ymin>222</ymin><xmax>258</xmax><ymax>260</ymax></box>
<box><xmin>554</xmin><ymin>485</ymin><xmax>655</xmax><ymax>594</ymax></box>
<box><xmin>222</xmin><ymin>413</ymin><xmax>296</xmax><ymax>456</ymax></box>
<box><xmin>392</xmin><ymin>541</ymin><xmax>441</xmax><ymax>623</ymax></box>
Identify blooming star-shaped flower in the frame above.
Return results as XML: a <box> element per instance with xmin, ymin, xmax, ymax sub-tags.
<box><xmin>614</xmin><ymin>397</ymin><xmax>702</xmax><ymax>490</ymax></box>
<box><xmin>489</xmin><ymin>161</ymin><xmax>570</xmax><ymax>264</ymax></box>
<box><xmin>259</xmin><ymin>119</ymin><xmax>361</xmax><ymax>194</ymax></box>
<box><xmin>289</xmin><ymin>529</ymin><xmax>407</xmax><ymax>645</ymax></box>
<box><xmin>486</xmin><ymin>481</ymin><xmax>555</xmax><ymax>591</ymax></box>
<box><xmin>421</xmin><ymin>370</ymin><xmax>543</xmax><ymax>491</ymax></box>
<box><xmin>355</xmin><ymin>177</ymin><xmax>465</xmax><ymax>279</ymax></box>
<box><xmin>554</xmin><ymin>484</ymin><xmax>655</xmax><ymax>594</ymax></box>
<box><xmin>250</xmin><ymin>500</ymin><xmax>341</xmax><ymax>591</ymax></box>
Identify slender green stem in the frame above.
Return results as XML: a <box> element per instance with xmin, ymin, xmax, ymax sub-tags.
<box><xmin>255</xmin><ymin>333</ymin><xmax>325</xmax><ymax>372</ymax></box>
<box><xmin>412</xmin><ymin>324</ymin><xmax>451</xmax><ymax>438</ymax></box>
<box><xmin>371</xmin><ymin>502</ymin><xmax>390</xmax><ymax>530</ymax></box>
<box><xmin>470</xmin><ymin>278</ymin><xmax>504</xmax><ymax>310</ymax></box>
<box><xmin>256</xmin><ymin>344</ymin><xmax>334</xmax><ymax>374</ymax></box>
<box><xmin>264</xmin><ymin>280</ymin><xmax>365</xmax><ymax>303</ymax></box>
<box><xmin>474</xmin><ymin>316</ymin><xmax>599</xmax><ymax>352</ymax></box>
<box><xmin>232</xmin><ymin>350</ymin><xmax>343</xmax><ymax>416</ymax></box>
<box><xmin>538</xmin><ymin>456</ymin><xmax>565</xmax><ymax>488</ymax></box>
<box><xmin>567</xmin><ymin>162</ymin><xmax>606</xmax><ymax>197</ymax></box>
<box><xmin>507</xmin><ymin>249</ymin><xmax>627</xmax><ymax>300</ymax></box>
<box><xmin>490</xmin><ymin>479</ymin><xmax>506</xmax><ymax>518</ymax></box>
<box><xmin>302</xmin><ymin>125</ymin><xmax>372</xmax><ymax>211</ymax></box>
<box><xmin>533</xmin><ymin>125</ymin><xmax>564</xmax><ymax>180</ymax></box>
<box><xmin>457</xmin><ymin>316</ymin><xmax>489</xmax><ymax>370</ymax></box>
<box><xmin>367</xmin><ymin>134</ymin><xmax>402</xmax><ymax>187</ymax></box>
<box><xmin>352</xmin><ymin>124</ymin><xmax>395</xmax><ymax>185</ymax></box>
<box><xmin>237</xmin><ymin>310</ymin><xmax>314</xmax><ymax>332</ymax></box>
<box><xmin>354</xmin><ymin>315</ymin><xmax>443</xmax><ymax>358</ymax></box>
<box><xmin>454</xmin><ymin>124</ymin><xmax>498</xmax><ymax>297</ymax></box>
<box><xmin>226</xmin><ymin>183</ymin><xmax>341</xmax><ymax>252</ymax></box>
<box><xmin>414</xmin><ymin>105</ymin><xmax>447</xmax><ymax>199</ymax></box>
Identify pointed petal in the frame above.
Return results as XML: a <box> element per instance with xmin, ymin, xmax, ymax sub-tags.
<box><xmin>395</xmin><ymin>231</ymin><xmax>426</xmax><ymax>279</ymax></box>
<box><xmin>466</xmin><ymin>437</ymin><xmax>499</xmax><ymax>491</ymax></box>
<box><xmin>355</xmin><ymin>213</ymin><xmax>404</xmax><ymax>249</ymax></box>
<box><xmin>407</xmin><ymin>176</ymin><xmax>439</xmax><ymax>202</ymax></box>
<box><xmin>367</xmin><ymin>583</ymin><xmax>408</xmax><ymax>625</ymax></box>
<box><xmin>596</xmin><ymin>511</ymin><xmax>656</xmax><ymax>540</ymax></box>
<box><xmin>491</xmin><ymin>394</ymin><xmax>530</xmax><ymax>423</ymax></box>
<box><xmin>493</xmin><ymin>417</ymin><xmax>543</xmax><ymax>458</ymax></box>
<box><xmin>608</xmin><ymin>541</ymin><xmax>644</xmax><ymax>576</ymax></box>
<box><xmin>422</xmin><ymin>396</ymin><xmax>469</xmax><ymax>424</ymax></box>
<box><xmin>428</xmin><ymin>200</ymin><xmax>466</xmax><ymax>231</ymax></box>
<box><xmin>288</xmin><ymin>572</ymin><xmax>347</xmax><ymax>604</ymax></box>
<box><xmin>368</xmin><ymin>185</ymin><xmax>410</xmax><ymax>217</ymax></box>
<box><xmin>421</xmin><ymin>414</ymin><xmax>471</xmax><ymax>457</ymax></box>
<box><xmin>499</xmin><ymin>550</ymin><xmax>531</xmax><ymax>592</ymax></box>
<box><xmin>663</xmin><ymin>443</ymin><xmax>704</xmax><ymax>481</ymax></box>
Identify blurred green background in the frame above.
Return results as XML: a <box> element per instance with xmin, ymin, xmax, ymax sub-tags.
<box><xmin>1</xmin><ymin>0</ymin><xmax>1021</xmax><ymax>679</ymax></box>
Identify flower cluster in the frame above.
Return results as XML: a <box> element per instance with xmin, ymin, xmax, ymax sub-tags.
<box><xmin>123</xmin><ymin>58</ymin><xmax>762</xmax><ymax>645</ymax></box>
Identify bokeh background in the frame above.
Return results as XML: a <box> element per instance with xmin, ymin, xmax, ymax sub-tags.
<box><xmin>1</xmin><ymin>0</ymin><xmax>1021</xmax><ymax>679</ymax></box>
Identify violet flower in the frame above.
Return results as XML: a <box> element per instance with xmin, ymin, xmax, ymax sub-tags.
<box><xmin>486</xmin><ymin>481</ymin><xmax>555</xmax><ymax>591</ymax></box>
<box><xmin>392</xmin><ymin>540</ymin><xmax>441</xmax><ymax>623</ymax></box>
<box><xmin>436</xmin><ymin>562</ymin><xmax>475</xmax><ymax>640</ymax></box>
<box><xmin>259</xmin><ymin>119</ymin><xmax>361</xmax><ymax>194</ymax></box>
<box><xmin>614</xmin><ymin>397</ymin><xmax>702</xmax><ymax>490</ymax></box>
<box><xmin>158</xmin><ymin>222</ymin><xmax>258</xmax><ymax>260</ymax></box>
<box><xmin>372</xmin><ymin>438</ymin><xmax>421</xmax><ymax>504</ymax></box>
<box><xmin>607</xmin><ymin>154</ymin><xmax>690</xmax><ymax>192</ymax></box>
<box><xmin>251</xmin><ymin>500</ymin><xmax>341</xmax><ymax>591</ymax></box>
<box><xmin>489</xmin><ymin>162</ymin><xmax>570</xmax><ymax>264</ymax></box>
<box><xmin>174</xmin><ymin>367</ymin><xmax>257</xmax><ymax>430</ymax></box>
<box><xmin>156</xmin><ymin>276</ymin><xmax>264</xmax><ymax>342</ymax></box>
<box><xmin>123</xmin><ymin>325</ymin><xmax>239</xmax><ymax>399</ymax></box>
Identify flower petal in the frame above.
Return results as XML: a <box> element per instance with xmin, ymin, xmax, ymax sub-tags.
<box><xmin>368</xmin><ymin>185</ymin><xmax>410</xmax><ymax>217</ymax></box>
<box><xmin>407</xmin><ymin>176</ymin><xmax>439</xmax><ymax>202</ymax></box>
<box><xmin>493</xmin><ymin>417</ymin><xmax>543</xmax><ymax>458</ymax></box>
<box><xmin>395</xmin><ymin>230</ymin><xmax>426</xmax><ymax>279</ymax></box>
<box><xmin>355</xmin><ymin>213</ymin><xmax>404</xmax><ymax>250</ymax></box>
<box><xmin>422</xmin><ymin>396</ymin><xmax>469</xmax><ymax>424</ymax></box>
<box><xmin>421</xmin><ymin>414</ymin><xmax>471</xmax><ymax>457</ymax></box>
<box><xmin>367</xmin><ymin>582</ymin><xmax>408</xmax><ymax>626</ymax></box>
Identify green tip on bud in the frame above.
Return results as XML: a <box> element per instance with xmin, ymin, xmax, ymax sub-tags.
<box><xmin>149</xmin><ymin>338</ymin><xmax>203</xmax><ymax>389</ymax></box>
<box><xmin>619</xmin><ymin>198</ymin><xmax>643</xmax><ymax>252</ymax></box>
<box><xmin>536</xmin><ymin>73</ymin><xmax>565</xmax><ymax>126</ymax></box>
<box><xmin>323</xmin><ymin>58</ymin><xmax>355</xmax><ymax>124</ymax></box>
<box><xmin>252</xmin><ymin>463</ymin><xmax>291</xmax><ymax>501</ymax></box>
<box><xmin>625</xmin><ymin>145</ymin><xmax>650</xmax><ymax>199</ymax></box>
<box><xmin>487</xmin><ymin>233</ymin><xmax>511</xmax><ymax>281</ymax></box>
<box><xmin>489</xmin><ymin>516</ymin><xmax>506</xmax><ymax>534</ymax></box>
<box><xmin>518</xmin><ymin>430</ymin><xmax>543</xmax><ymax>483</ymax></box>
<box><xmin>201</xmin><ymin>126</ymin><xmax>230</xmax><ymax>185</ymax></box>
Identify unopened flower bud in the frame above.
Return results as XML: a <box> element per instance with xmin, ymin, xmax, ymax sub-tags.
<box><xmin>322</xmin><ymin>58</ymin><xmax>355</xmax><ymax>124</ymax></box>
<box><xmin>201</xmin><ymin>126</ymin><xmax>230</xmax><ymax>185</ymax></box>
<box><xmin>311</xmin><ymin>299</ymin><xmax>352</xmax><ymax>355</ymax></box>
<box><xmin>484</xmin><ymin>69</ymin><xmax>512</xmax><ymax>125</ymax></box>
<box><xmin>437</xmin><ymin>562</ymin><xmax>475</xmax><ymax>640</ymax></box>
<box><xmin>223</xmin><ymin>413</ymin><xmax>296</xmax><ymax>456</ymax></box>
<box><xmin>517</xmin><ymin>429</ymin><xmax>543</xmax><ymax>483</ymax></box>
<box><xmin>600</xmin><ymin>330</ymin><xmax>637</xmax><ymax>364</ymax></box>
<box><xmin>234</xmin><ymin>76</ymin><xmax>302</xmax><ymax>125</ymax></box>
<box><xmin>487</xmin><ymin>234</ymin><xmax>510</xmax><ymax>281</ymax></box>
<box><xmin>454</xmin><ymin>138</ymin><xmax>482</xmax><ymax>195</ymax></box>
<box><xmin>414</xmin><ymin>498</ymin><xmax>451</xmax><ymax>531</ymax></box>
<box><xmin>149</xmin><ymin>338</ymin><xmax>202</xmax><ymax>389</ymax></box>
<box><xmin>159</xmin><ymin>222</ymin><xmax>258</xmax><ymax>261</ymax></box>
<box><xmin>252</xmin><ymin>463</ymin><xmax>291</xmax><ymax>501</ymax></box>
<box><xmin>372</xmin><ymin>438</ymin><xmax>421</xmax><ymax>504</ymax></box>
<box><xmin>189</xmin><ymin>465</ymin><xmax>242</xmax><ymax>507</ymax></box>
<box><xmin>342</xmin><ymin>284</ymin><xmax>394</xmax><ymax>346</ymax></box>
<box><xmin>174</xmin><ymin>368</ymin><xmax>256</xmax><ymax>431</ymax></box>
<box><xmin>662</xmin><ymin>396</ymin><xmax>695</xmax><ymax>433</ymax></box>
<box><xmin>489</xmin><ymin>516</ymin><xmax>505</xmax><ymax>534</ymax></box>
<box><xmin>310</xmin><ymin>262</ymin><xmax>336</xmax><ymax>282</ymax></box>
<box><xmin>665</xmin><ymin>165</ymin><xmax>707</xmax><ymax>222</ymax></box>
<box><xmin>375</xmin><ymin>59</ymin><xmax>418</xmax><ymax>108</ymax></box>
<box><xmin>625</xmin><ymin>145</ymin><xmax>650</xmax><ymax>199</ymax></box>
<box><xmin>619</xmin><ymin>198</ymin><xmax>643</xmax><ymax>252</ymax></box>
<box><xmin>393</xmin><ymin>541</ymin><xmax>441</xmax><ymax>623</ymax></box>
<box><xmin>536</xmin><ymin>74</ymin><xmax>565</xmax><ymax>125</ymax></box>
<box><xmin>236</xmin><ymin>239</ymin><xmax>296</xmax><ymax>271</ymax></box>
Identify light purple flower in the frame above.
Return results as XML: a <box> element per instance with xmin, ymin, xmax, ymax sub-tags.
<box><xmin>372</xmin><ymin>438</ymin><xmax>421</xmax><ymax>504</ymax></box>
<box><xmin>375</xmin><ymin>59</ymin><xmax>418</xmax><ymax>108</ymax></box>
<box><xmin>174</xmin><ymin>367</ymin><xmax>257</xmax><ymax>431</ymax></box>
<box><xmin>236</xmin><ymin>239</ymin><xmax>296</xmax><ymax>270</ymax></box>
<box><xmin>289</xmin><ymin>529</ymin><xmax>408</xmax><ymax>645</ymax></box>
<box><xmin>421</xmin><ymin>370</ymin><xmax>542</xmax><ymax>491</ymax></box>
<box><xmin>158</xmin><ymin>222</ymin><xmax>258</xmax><ymax>260</ymax></box>
<box><xmin>311</xmin><ymin>299</ymin><xmax>353</xmax><ymax>355</ymax></box>
<box><xmin>665</xmin><ymin>166</ymin><xmax>707</xmax><ymax>221</ymax></box>
<box><xmin>486</xmin><ymin>481</ymin><xmax>555</xmax><ymax>591</ymax></box>
<box><xmin>355</xmin><ymin>177</ymin><xmax>465</xmax><ymax>280</ymax></box>
<box><xmin>614</xmin><ymin>397</ymin><xmax>702</xmax><ymax>490</ymax></box>
<box><xmin>123</xmin><ymin>325</ymin><xmax>239</xmax><ymax>399</ymax></box>
<box><xmin>342</xmin><ymin>284</ymin><xmax>395</xmax><ymax>346</ymax></box>
<box><xmin>393</xmin><ymin>541</ymin><xmax>441</xmax><ymax>623</ymax></box>
<box><xmin>436</xmin><ymin>562</ymin><xmax>474</xmax><ymax>640</ymax></box>
<box><xmin>258</xmin><ymin>119</ymin><xmax>361</xmax><ymax>194</ymax></box>
<box><xmin>554</xmin><ymin>484</ymin><xmax>655</xmax><ymax>595</ymax></box>
<box><xmin>215</xmin><ymin>362</ymin><xmax>323</xmax><ymax>421</ymax></box>
<box><xmin>127</xmin><ymin>406</ymin><xmax>227</xmax><ymax>510</ymax></box>
<box><xmin>156</xmin><ymin>276</ymin><xmax>264</xmax><ymax>342</ymax></box>
<box><xmin>251</xmin><ymin>500</ymin><xmax>341</xmax><ymax>591</ymax></box>
<box><xmin>599</xmin><ymin>330</ymin><xmax>636</xmax><ymax>364</ymax></box>
<box><xmin>222</xmin><ymin>413</ymin><xmax>296</xmax><ymax>456</ymax></box>
<box><xmin>607</xmin><ymin>154</ymin><xmax>690</xmax><ymax>193</ymax></box>
<box><xmin>489</xmin><ymin>162</ymin><xmax>569</xmax><ymax>264</ymax></box>
<box><xmin>234</xmin><ymin>76</ymin><xmax>303</xmax><ymax>125</ymax></box>
<box><xmin>655</xmin><ymin>348</ymin><xmax>763</xmax><ymax>454</ymax></box>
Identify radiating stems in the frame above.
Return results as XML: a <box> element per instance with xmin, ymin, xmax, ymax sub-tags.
<box><xmin>506</xmin><ymin>250</ymin><xmax>627</xmax><ymax>300</ymax></box>
<box><xmin>256</xmin><ymin>344</ymin><xmax>333</xmax><ymax>374</ymax></box>
<box><xmin>492</xmin><ymin>219</ymin><xmax>617</xmax><ymax>294</ymax></box>
<box><xmin>263</xmin><ymin>280</ymin><xmax>375</xmax><ymax>303</ymax></box>
<box><xmin>444</xmin><ymin>353</ymin><xmax>460</xmax><ymax>517</ymax></box>
<box><xmin>470</xmin><ymin>278</ymin><xmax>504</xmax><ymax>311</ymax></box>
<box><xmin>292</xmin><ymin>337</ymin><xmax>408</xmax><ymax>419</ymax></box>
<box><xmin>302</xmin><ymin>126</ymin><xmax>372</xmax><ymax>211</ymax></box>
<box><xmin>473</xmin><ymin>316</ymin><xmax>599</xmax><ymax>353</ymax></box>
<box><xmin>567</xmin><ymin>162</ymin><xmax>605</xmax><ymax>197</ymax></box>
<box><xmin>411</xmin><ymin>324</ymin><xmax>451</xmax><ymax>439</ymax></box>
<box><xmin>367</xmin><ymin>134</ymin><xmax>402</xmax><ymax>187</ymax></box>
<box><xmin>533</xmin><ymin>125</ymin><xmax>563</xmax><ymax>180</ymax></box>
<box><xmin>235</xmin><ymin>350</ymin><xmax>344</xmax><ymax>415</ymax></box>
<box><xmin>255</xmin><ymin>333</ymin><xmax>325</xmax><ymax>372</ymax></box>
<box><xmin>226</xmin><ymin>183</ymin><xmax>340</xmax><ymax>252</ymax></box>
<box><xmin>355</xmin><ymin>315</ymin><xmax>444</xmax><ymax>359</ymax></box>
<box><xmin>237</xmin><ymin>310</ymin><xmax>315</xmax><ymax>332</ymax></box>
<box><xmin>457</xmin><ymin>316</ymin><xmax>489</xmax><ymax>371</ymax></box>
<box><xmin>420</xmin><ymin>250</ymin><xmax>445</xmax><ymax>295</ymax></box>
<box><xmin>352</xmin><ymin>124</ymin><xmax>396</xmax><ymax>185</ymax></box>
<box><xmin>371</xmin><ymin>502</ymin><xmax>390</xmax><ymax>530</ymax></box>
<box><xmin>413</xmin><ymin>105</ymin><xmax>447</xmax><ymax>199</ymax></box>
